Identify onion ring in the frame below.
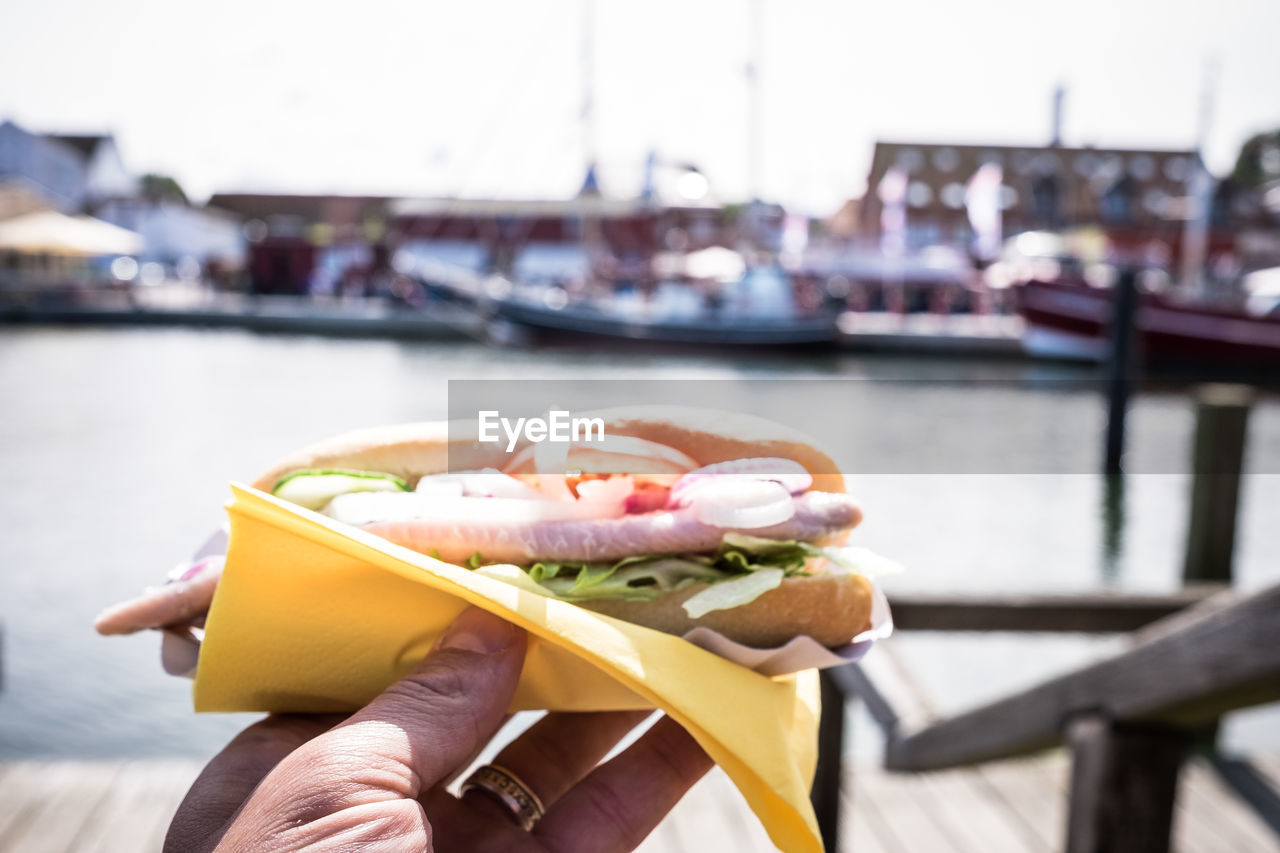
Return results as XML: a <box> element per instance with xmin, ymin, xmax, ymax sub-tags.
<box><xmin>669</xmin><ymin>457</ymin><xmax>812</xmax><ymax>507</ymax></box>
<box><xmin>681</xmin><ymin>479</ymin><xmax>796</xmax><ymax>529</ymax></box>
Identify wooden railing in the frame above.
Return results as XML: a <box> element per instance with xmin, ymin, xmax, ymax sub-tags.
<box><xmin>811</xmin><ymin>384</ymin><xmax>1278</xmax><ymax>853</ymax></box>
<box><xmin>814</xmin><ymin>584</ymin><xmax>1280</xmax><ymax>853</ymax></box>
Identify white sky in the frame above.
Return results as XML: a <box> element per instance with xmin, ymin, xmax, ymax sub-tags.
<box><xmin>2</xmin><ymin>0</ymin><xmax>1278</xmax><ymax>215</ymax></box>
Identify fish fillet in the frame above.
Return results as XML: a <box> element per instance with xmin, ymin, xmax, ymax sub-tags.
<box><xmin>364</xmin><ymin>491</ymin><xmax>861</xmax><ymax>564</ymax></box>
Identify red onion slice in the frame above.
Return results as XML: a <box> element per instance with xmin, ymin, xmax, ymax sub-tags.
<box><xmin>669</xmin><ymin>457</ymin><xmax>812</xmax><ymax>507</ymax></box>
<box><xmin>682</xmin><ymin>479</ymin><xmax>796</xmax><ymax>528</ymax></box>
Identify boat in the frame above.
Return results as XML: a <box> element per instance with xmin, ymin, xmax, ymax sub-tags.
<box><xmin>1018</xmin><ymin>277</ymin><xmax>1280</xmax><ymax>367</ymax></box>
<box><xmin>399</xmin><ymin>242</ymin><xmax>842</xmax><ymax>347</ymax></box>
<box><xmin>476</xmin><ymin>291</ymin><xmax>840</xmax><ymax>346</ymax></box>
<box><xmin>443</xmin><ymin>271</ymin><xmax>840</xmax><ymax>347</ymax></box>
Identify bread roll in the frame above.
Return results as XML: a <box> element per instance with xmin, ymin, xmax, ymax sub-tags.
<box><xmin>253</xmin><ymin>406</ymin><xmax>869</xmax><ymax>648</ymax></box>
<box><xmin>580</xmin><ymin>571</ymin><xmax>873</xmax><ymax>649</ymax></box>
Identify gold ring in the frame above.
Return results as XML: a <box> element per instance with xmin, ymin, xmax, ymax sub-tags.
<box><xmin>460</xmin><ymin>763</ymin><xmax>546</xmax><ymax>831</ymax></box>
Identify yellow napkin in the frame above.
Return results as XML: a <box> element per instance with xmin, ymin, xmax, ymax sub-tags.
<box><xmin>196</xmin><ymin>483</ymin><xmax>825</xmax><ymax>853</ymax></box>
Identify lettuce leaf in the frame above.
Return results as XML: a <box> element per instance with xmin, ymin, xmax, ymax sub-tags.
<box><xmin>468</xmin><ymin>533</ymin><xmax>901</xmax><ymax>612</ymax></box>
<box><xmin>539</xmin><ymin>558</ymin><xmax>728</xmax><ymax>601</ymax></box>
<box><xmin>718</xmin><ymin>532</ymin><xmax>904</xmax><ymax>579</ymax></box>
<box><xmin>682</xmin><ymin>568</ymin><xmax>785</xmax><ymax>618</ymax></box>
<box><xmin>712</xmin><ymin>533</ymin><xmax>814</xmax><ymax>573</ymax></box>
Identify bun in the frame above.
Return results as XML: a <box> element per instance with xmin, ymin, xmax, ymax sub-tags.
<box><xmin>251</xmin><ymin>421</ymin><xmax>498</xmax><ymax>492</ymax></box>
<box><xmin>581</xmin><ymin>570</ymin><xmax>873</xmax><ymax>648</ymax></box>
<box><xmin>252</xmin><ymin>406</ymin><xmax>844</xmax><ymax>492</ymax></box>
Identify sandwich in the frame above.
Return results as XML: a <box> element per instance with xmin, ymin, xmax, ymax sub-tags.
<box><xmin>252</xmin><ymin>407</ymin><xmax>880</xmax><ymax>648</ymax></box>
<box><xmin>97</xmin><ymin>407</ymin><xmax>889</xmax><ymax>650</ymax></box>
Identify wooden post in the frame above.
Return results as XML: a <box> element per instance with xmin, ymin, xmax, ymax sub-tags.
<box><xmin>1182</xmin><ymin>384</ymin><xmax>1252</xmax><ymax>584</ymax></box>
<box><xmin>1104</xmin><ymin>269</ymin><xmax>1139</xmax><ymax>476</ymax></box>
<box><xmin>812</xmin><ymin>669</ymin><xmax>845</xmax><ymax>853</ymax></box>
<box><xmin>1101</xmin><ymin>473</ymin><xmax>1125</xmax><ymax>581</ymax></box>
<box><xmin>1065</xmin><ymin>715</ymin><xmax>1190</xmax><ymax>853</ymax></box>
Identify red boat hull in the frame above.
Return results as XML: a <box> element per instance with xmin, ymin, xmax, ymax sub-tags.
<box><xmin>1019</xmin><ymin>279</ymin><xmax>1280</xmax><ymax>367</ymax></box>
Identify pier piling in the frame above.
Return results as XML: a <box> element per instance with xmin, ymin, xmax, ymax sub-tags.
<box><xmin>1182</xmin><ymin>384</ymin><xmax>1253</xmax><ymax>584</ymax></box>
<box><xmin>1104</xmin><ymin>269</ymin><xmax>1140</xmax><ymax>476</ymax></box>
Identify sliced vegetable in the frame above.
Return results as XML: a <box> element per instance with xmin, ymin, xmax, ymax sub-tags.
<box><xmin>272</xmin><ymin>469</ymin><xmax>410</xmax><ymax>511</ymax></box>
<box><xmin>681</xmin><ymin>479</ymin><xmax>795</xmax><ymax>529</ymax></box>
<box><xmin>574</xmin><ymin>476</ymin><xmax>634</xmax><ymax>515</ymax></box>
<box><xmin>682</xmin><ymin>568</ymin><xmax>785</xmax><ymax>618</ymax></box>
<box><xmin>719</xmin><ymin>532</ymin><xmax>905</xmax><ymax>579</ymax></box>
<box><xmin>463</xmin><ymin>531</ymin><xmax>896</xmax><ymax>614</ymax></box>
<box><xmin>669</xmin><ymin>457</ymin><xmax>812</xmax><ymax>506</ymax></box>
<box><xmin>474</xmin><ymin>564</ymin><xmax>558</xmax><ymax>597</ymax></box>
<box><xmin>503</xmin><ymin>434</ymin><xmax>698</xmax><ymax>478</ymax></box>
<box><xmin>816</xmin><ymin>545</ymin><xmax>905</xmax><ymax>579</ymax></box>
<box><xmin>624</xmin><ymin>484</ymin><xmax>670</xmax><ymax>514</ymax></box>
<box><xmin>537</xmin><ymin>559</ymin><xmax>729</xmax><ymax>601</ymax></box>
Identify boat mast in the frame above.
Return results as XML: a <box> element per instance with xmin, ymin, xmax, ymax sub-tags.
<box><xmin>746</xmin><ymin>0</ymin><xmax>762</xmax><ymax>205</ymax></box>
<box><xmin>579</xmin><ymin>0</ymin><xmax>603</xmax><ymax>288</ymax></box>
<box><xmin>581</xmin><ymin>0</ymin><xmax>596</xmax><ymax>181</ymax></box>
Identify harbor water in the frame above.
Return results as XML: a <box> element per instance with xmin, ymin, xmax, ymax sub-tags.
<box><xmin>1</xmin><ymin>326</ymin><xmax>1278</xmax><ymax>761</ymax></box>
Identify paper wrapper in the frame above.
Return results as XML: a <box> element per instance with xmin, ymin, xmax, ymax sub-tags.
<box><xmin>195</xmin><ymin>483</ymin><xmax>889</xmax><ymax>853</ymax></box>
<box><xmin>683</xmin><ymin>585</ymin><xmax>892</xmax><ymax>676</ymax></box>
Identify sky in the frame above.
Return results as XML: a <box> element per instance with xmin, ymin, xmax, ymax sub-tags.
<box><xmin>2</xmin><ymin>0</ymin><xmax>1278</xmax><ymax>215</ymax></box>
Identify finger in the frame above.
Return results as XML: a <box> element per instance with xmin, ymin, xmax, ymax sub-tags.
<box><xmin>95</xmin><ymin>557</ymin><xmax>223</xmax><ymax>635</ymax></box>
<box><xmin>533</xmin><ymin>716</ymin><xmax>713</xmax><ymax>853</ymax></box>
<box><xmin>165</xmin><ymin>713</ymin><xmax>345</xmax><ymax>853</ymax></box>
<box><xmin>265</xmin><ymin>606</ymin><xmax>526</xmax><ymax>814</ymax></box>
<box><xmin>439</xmin><ymin>712</ymin><xmax>514</xmax><ymax>789</ymax></box>
<box><xmin>460</xmin><ymin>710</ymin><xmax>652</xmax><ymax>822</ymax></box>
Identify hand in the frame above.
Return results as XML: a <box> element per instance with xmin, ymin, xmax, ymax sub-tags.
<box><xmin>166</xmin><ymin>606</ymin><xmax>713</xmax><ymax>852</ymax></box>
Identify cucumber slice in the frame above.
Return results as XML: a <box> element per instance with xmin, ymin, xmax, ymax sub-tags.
<box><xmin>272</xmin><ymin>469</ymin><xmax>410</xmax><ymax>511</ymax></box>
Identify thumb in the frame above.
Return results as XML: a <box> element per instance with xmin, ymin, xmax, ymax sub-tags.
<box><xmin>336</xmin><ymin>606</ymin><xmax>527</xmax><ymax>791</ymax></box>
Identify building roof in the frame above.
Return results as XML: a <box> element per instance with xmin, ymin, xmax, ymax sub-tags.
<box><xmin>47</xmin><ymin>134</ymin><xmax>112</xmax><ymax>160</ymax></box>
<box><xmin>206</xmin><ymin>191</ymin><xmax>724</xmax><ymax>235</ymax></box>
<box><xmin>390</xmin><ymin>196</ymin><xmax>658</xmax><ymax>219</ymax></box>
<box><xmin>207</xmin><ymin>193</ymin><xmax>392</xmax><ymax>225</ymax></box>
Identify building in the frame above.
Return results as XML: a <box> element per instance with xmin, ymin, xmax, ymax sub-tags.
<box><xmin>45</xmin><ymin>133</ymin><xmax>135</xmax><ymax>207</ymax></box>
<box><xmin>0</xmin><ymin>120</ymin><xmax>92</xmax><ymax>212</ymax></box>
<box><xmin>208</xmin><ymin>193</ymin><xmax>392</xmax><ymax>295</ymax></box>
<box><xmin>857</xmin><ymin>141</ymin><xmax>1215</xmax><ymax>261</ymax></box>
<box><xmin>96</xmin><ymin>198</ymin><xmax>245</xmax><ymax>270</ymax></box>
<box><xmin>208</xmin><ymin>191</ymin><xmax>729</xmax><ymax>295</ymax></box>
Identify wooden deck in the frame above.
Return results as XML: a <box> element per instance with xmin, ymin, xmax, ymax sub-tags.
<box><xmin>1</xmin><ymin>754</ymin><xmax>1276</xmax><ymax>852</ymax></box>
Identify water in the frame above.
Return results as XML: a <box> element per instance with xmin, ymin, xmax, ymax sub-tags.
<box><xmin>1</xmin><ymin>326</ymin><xmax>1277</xmax><ymax>761</ymax></box>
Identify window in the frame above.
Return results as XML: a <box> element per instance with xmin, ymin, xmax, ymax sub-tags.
<box><xmin>1031</xmin><ymin>174</ymin><xmax>1061</xmax><ymax>224</ymax></box>
<box><xmin>1129</xmin><ymin>155</ymin><xmax>1155</xmax><ymax>181</ymax></box>
<box><xmin>1100</xmin><ymin>176</ymin><xmax>1135</xmax><ymax>223</ymax></box>
<box><xmin>932</xmin><ymin>147</ymin><xmax>959</xmax><ymax>173</ymax></box>
<box><xmin>895</xmin><ymin>148</ymin><xmax>924</xmax><ymax>172</ymax></box>
<box><xmin>1163</xmin><ymin>156</ymin><xmax>1189</xmax><ymax>182</ymax></box>
<box><xmin>941</xmin><ymin>183</ymin><xmax>967</xmax><ymax>209</ymax></box>
<box><xmin>907</xmin><ymin>182</ymin><xmax>933</xmax><ymax>208</ymax></box>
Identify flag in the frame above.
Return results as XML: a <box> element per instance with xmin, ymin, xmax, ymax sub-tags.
<box><xmin>966</xmin><ymin>162</ymin><xmax>1003</xmax><ymax>261</ymax></box>
<box><xmin>878</xmin><ymin>166</ymin><xmax>908</xmax><ymax>256</ymax></box>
